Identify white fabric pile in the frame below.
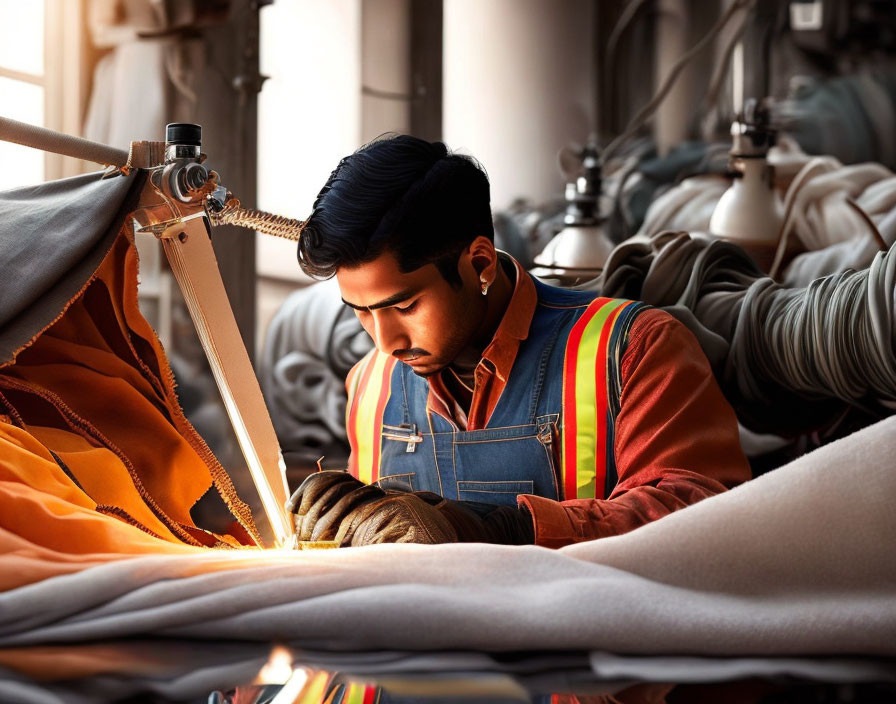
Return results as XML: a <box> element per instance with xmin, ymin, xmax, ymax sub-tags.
<box><xmin>637</xmin><ymin>141</ymin><xmax>896</xmax><ymax>283</ymax></box>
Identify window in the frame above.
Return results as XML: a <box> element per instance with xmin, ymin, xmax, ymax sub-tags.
<box><xmin>0</xmin><ymin>0</ymin><xmax>89</xmax><ymax>191</ymax></box>
<box><xmin>0</xmin><ymin>0</ymin><xmax>46</xmax><ymax>190</ymax></box>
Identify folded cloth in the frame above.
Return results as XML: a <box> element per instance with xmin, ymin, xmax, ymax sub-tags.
<box><xmin>636</xmin><ymin>148</ymin><xmax>896</xmax><ymax>281</ymax></box>
<box><xmin>260</xmin><ymin>279</ymin><xmax>372</xmax><ymax>452</ymax></box>
<box><xmin>0</xmin><ymin>170</ymin><xmax>262</xmax><ymax>563</ymax></box>
<box><xmin>0</xmin><ymin>171</ymin><xmax>144</xmax><ymax>365</ymax></box>
<box><xmin>595</xmin><ymin>232</ymin><xmax>896</xmax><ymax>434</ymax></box>
<box><xmin>0</xmin><ymin>415</ymin><xmax>893</xmax><ymax>657</ymax></box>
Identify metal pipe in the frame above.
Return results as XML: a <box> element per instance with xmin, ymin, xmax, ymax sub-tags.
<box><xmin>0</xmin><ymin>115</ymin><xmax>128</xmax><ymax>167</ymax></box>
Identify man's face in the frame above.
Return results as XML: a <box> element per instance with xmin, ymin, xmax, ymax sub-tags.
<box><xmin>336</xmin><ymin>249</ymin><xmax>486</xmax><ymax>377</ymax></box>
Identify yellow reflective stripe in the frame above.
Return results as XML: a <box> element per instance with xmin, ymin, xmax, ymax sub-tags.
<box><xmin>563</xmin><ymin>298</ymin><xmax>631</xmax><ymax>500</ymax></box>
<box><xmin>346</xmin><ymin>350</ymin><xmax>376</xmax><ymax>480</ymax></box>
<box><xmin>346</xmin><ymin>354</ymin><xmax>367</xmax><ymax>400</ymax></box>
<box><xmin>342</xmin><ymin>682</ymin><xmax>375</xmax><ymax>704</ymax></box>
<box><xmin>353</xmin><ymin>351</ymin><xmax>393</xmax><ymax>484</ymax></box>
<box><xmin>573</xmin><ymin>300</ymin><xmax>623</xmax><ymax>498</ymax></box>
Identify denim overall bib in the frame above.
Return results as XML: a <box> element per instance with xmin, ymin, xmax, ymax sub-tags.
<box><xmin>367</xmin><ymin>276</ymin><xmax>641</xmax><ymax>505</ymax></box>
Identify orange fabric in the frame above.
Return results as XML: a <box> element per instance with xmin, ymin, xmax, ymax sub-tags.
<box><xmin>0</xmin><ymin>228</ymin><xmax>261</xmax><ymax>589</ymax></box>
<box><xmin>519</xmin><ymin>309</ymin><xmax>751</xmax><ymax>548</ymax></box>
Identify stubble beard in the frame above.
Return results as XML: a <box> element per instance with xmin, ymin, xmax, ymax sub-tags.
<box><xmin>412</xmin><ymin>290</ymin><xmax>487</xmax><ymax>379</ymax></box>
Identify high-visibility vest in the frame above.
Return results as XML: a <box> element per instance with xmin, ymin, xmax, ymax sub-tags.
<box><xmin>346</xmin><ymin>275</ymin><xmax>647</xmax><ymax>503</ymax></box>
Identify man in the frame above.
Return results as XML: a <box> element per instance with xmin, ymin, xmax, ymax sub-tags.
<box><xmin>288</xmin><ymin>135</ymin><xmax>750</xmax><ymax>548</ymax></box>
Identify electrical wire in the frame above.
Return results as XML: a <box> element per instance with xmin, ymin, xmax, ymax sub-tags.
<box><xmin>605</xmin><ymin>0</ymin><xmax>652</xmax><ymax>81</ymax></box>
<box><xmin>767</xmin><ymin>156</ymin><xmax>839</xmax><ymax>279</ymax></box>
<box><xmin>602</xmin><ymin>0</ymin><xmax>756</xmax><ymax>163</ymax></box>
<box><xmin>699</xmin><ymin>4</ymin><xmax>753</xmax><ymax>140</ymax></box>
<box><xmin>605</xmin><ymin>0</ymin><xmax>653</xmax><ymax>134</ymax></box>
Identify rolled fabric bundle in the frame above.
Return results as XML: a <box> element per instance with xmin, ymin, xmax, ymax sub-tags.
<box><xmin>270</xmin><ymin>351</ymin><xmax>348</xmax><ymax>439</ymax></box>
<box><xmin>782</xmin><ymin>236</ymin><xmax>880</xmax><ymax>287</ymax></box>
<box><xmin>728</xmin><ymin>246</ymin><xmax>896</xmax><ymax>409</ymax></box>
<box><xmin>596</xmin><ymin>231</ymin><xmax>896</xmax><ymax>435</ymax></box>
<box><xmin>260</xmin><ymin>280</ymin><xmax>373</xmax><ymax>454</ymax></box>
<box><xmin>328</xmin><ymin>305</ymin><xmax>375</xmax><ymax>379</ymax></box>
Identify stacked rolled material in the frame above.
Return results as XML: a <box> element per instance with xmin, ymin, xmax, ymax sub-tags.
<box><xmin>595</xmin><ymin>231</ymin><xmax>896</xmax><ymax>437</ymax></box>
<box><xmin>636</xmin><ymin>175</ymin><xmax>729</xmax><ymax>238</ymax></box>
<box><xmin>636</xmin><ymin>143</ymin><xmax>896</xmax><ymax>283</ymax></box>
<box><xmin>260</xmin><ymin>279</ymin><xmax>373</xmax><ymax>458</ymax></box>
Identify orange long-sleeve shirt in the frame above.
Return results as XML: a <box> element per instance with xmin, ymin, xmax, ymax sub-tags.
<box><xmin>427</xmin><ymin>259</ymin><xmax>751</xmax><ymax>548</ymax></box>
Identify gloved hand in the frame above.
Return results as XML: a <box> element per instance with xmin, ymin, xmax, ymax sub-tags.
<box><xmin>286</xmin><ymin>470</ymin><xmax>385</xmax><ymax>541</ymax></box>
<box><xmin>287</xmin><ymin>471</ymin><xmax>535</xmax><ymax>547</ymax></box>
<box><xmin>337</xmin><ymin>491</ymin><xmax>535</xmax><ymax>547</ymax></box>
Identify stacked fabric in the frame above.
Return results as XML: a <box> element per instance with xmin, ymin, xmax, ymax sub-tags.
<box><xmin>260</xmin><ymin>279</ymin><xmax>373</xmax><ymax>460</ymax></box>
<box><xmin>0</xmin><ymin>414</ymin><xmax>894</xmax><ymax>699</ymax></box>
<box><xmin>594</xmin><ymin>231</ymin><xmax>896</xmax><ymax>440</ymax></box>
<box><xmin>636</xmin><ymin>142</ymin><xmax>896</xmax><ymax>283</ymax></box>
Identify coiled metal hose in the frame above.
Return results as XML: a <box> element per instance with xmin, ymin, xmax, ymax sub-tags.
<box><xmin>209</xmin><ymin>197</ymin><xmax>306</xmax><ymax>241</ymax></box>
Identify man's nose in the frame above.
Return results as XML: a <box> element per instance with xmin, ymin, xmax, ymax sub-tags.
<box><xmin>370</xmin><ymin>311</ymin><xmax>409</xmax><ymax>354</ymax></box>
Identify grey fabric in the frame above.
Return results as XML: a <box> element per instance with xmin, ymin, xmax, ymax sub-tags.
<box><xmin>592</xmin><ymin>231</ymin><xmax>896</xmax><ymax>433</ymax></box>
<box><xmin>0</xmin><ymin>170</ymin><xmax>145</xmax><ymax>366</ymax></box>
<box><xmin>0</xmin><ymin>415</ymin><xmax>893</xmax><ymax>658</ymax></box>
<box><xmin>260</xmin><ymin>278</ymin><xmax>373</xmax><ymax>454</ymax></box>
<box><xmin>635</xmin><ymin>151</ymin><xmax>896</xmax><ymax>282</ymax></box>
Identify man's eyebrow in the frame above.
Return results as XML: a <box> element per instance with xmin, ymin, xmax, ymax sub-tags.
<box><xmin>342</xmin><ymin>289</ymin><xmax>418</xmax><ymax>311</ymax></box>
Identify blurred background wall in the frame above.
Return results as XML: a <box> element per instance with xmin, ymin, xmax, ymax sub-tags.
<box><xmin>4</xmin><ymin>0</ymin><xmax>896</xmax><ymax>487</ymax></box>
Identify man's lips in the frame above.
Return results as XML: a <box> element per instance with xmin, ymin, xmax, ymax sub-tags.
<box><xmin>394</xmin><ymin>350</ymin><xmax>430</xmax><ymax>364</ymax></box>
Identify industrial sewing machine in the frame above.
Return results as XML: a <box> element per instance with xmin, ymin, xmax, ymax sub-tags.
<box><xmin>0</xmin><ymin>116</ymin><xmax>301</xmax><ymax>548</ymax></box>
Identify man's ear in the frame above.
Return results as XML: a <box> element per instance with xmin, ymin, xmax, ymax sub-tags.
<box><xmin>467</xmin><ymin>236</ymin><xmax>498</xmax><ymax>283</ymax></box>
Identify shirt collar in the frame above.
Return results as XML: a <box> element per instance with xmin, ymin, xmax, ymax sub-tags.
<box><xmin>480</xmin><ymin>253</ymin><xmax>536</xmax><ymax>383</ymax></box>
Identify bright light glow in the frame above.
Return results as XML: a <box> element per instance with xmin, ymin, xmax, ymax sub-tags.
<box><xmin>0</xmin><ymin>78</ymin><xmax>45</xmax><ymax>190</ymax></box>
<box><xmin>256</xmin><ymin>645</ymin><xmax>297</xmax><ymax>685</ymax></box>
<box><xmin>443</xmin><ymin>0</ymin><xmax>595</xmax><ymax>210</ymax></box>
<box><xmin>256</xmin><ymin>0</ymin><xmax>362</xmax><ymax>282</ymax></box>
<box><xmin>0</xmin><ymin>0</ymin><xmax>44</xmax><ymax>76</ymax></box>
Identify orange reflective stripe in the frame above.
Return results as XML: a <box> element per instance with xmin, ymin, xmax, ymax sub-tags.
<box><xmin>561</xmin><ymin>298</ymin><xmax>634</xmax><ymax>500</ymax></box>
<box><xmin>346</xmin><ymin>351</ymin><xmax>396</xmax><ymax>483</ymax></box>
<box><xmin>346</xmin><ymin>351</ymin><xmax>375</xmax><ymax>477</ymax></box>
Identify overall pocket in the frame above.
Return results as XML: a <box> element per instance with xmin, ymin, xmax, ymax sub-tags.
<box><xmin>376</xmin><ymin>472</ymin><xmax>416</xmax><ymax>492</ymax></box>
<box><xmin>456</xmin><ymin>479</ymin><xmax>534</xmax><ymax>503</ymax></box>
<box><xmin>452</xmin><ymin>419</ymin><xmax>559</xmax><ymax>506</ymax></box>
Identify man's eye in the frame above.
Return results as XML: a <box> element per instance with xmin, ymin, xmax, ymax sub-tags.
<box><xmin>395</xmin><ymin>301</ymin><xmax>419</xmax><ymax>315</ymax></box>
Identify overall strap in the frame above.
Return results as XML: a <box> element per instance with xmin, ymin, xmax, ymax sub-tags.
<box><xmin>560</xmin><ymin>298</ymin><xmax>645</xmax><ymax>500</ymax></box>
<box><xmin>346</xmin><ymin>350</ymin><xmax>398</xmax><ymax>483</ymax></box>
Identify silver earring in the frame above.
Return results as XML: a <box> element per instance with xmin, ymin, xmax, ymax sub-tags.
<box><xmin>481</xmin><ymin>280</ymin><xmax>490</xmax><ymax>296</ymax></box>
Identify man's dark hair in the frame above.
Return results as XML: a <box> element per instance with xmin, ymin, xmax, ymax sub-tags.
<box><xmin>297</xmin><ymin>135</ymin><xmax>493</xmax><ymax>286</ymax></box>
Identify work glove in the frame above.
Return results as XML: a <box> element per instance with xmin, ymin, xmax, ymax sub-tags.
<box><xmin>286</xmin><ymin>470</ymin><xmax>384</xmax><ymax>541</ymax></box>
<box><xmin>339</xmin><ymin>490</ymin><xmax>535</xmax><ymax>547</ymax></box>
<box><xmin>287</xmin><ymin>471</ymin><xmax>535</xmax><ymax>547</ymax></box>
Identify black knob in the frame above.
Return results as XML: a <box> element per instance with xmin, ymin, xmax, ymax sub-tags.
<box><xmin>165</xmin><ymin>123</ymin><xmax>202</xmax><ymax>146</ymax></box>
